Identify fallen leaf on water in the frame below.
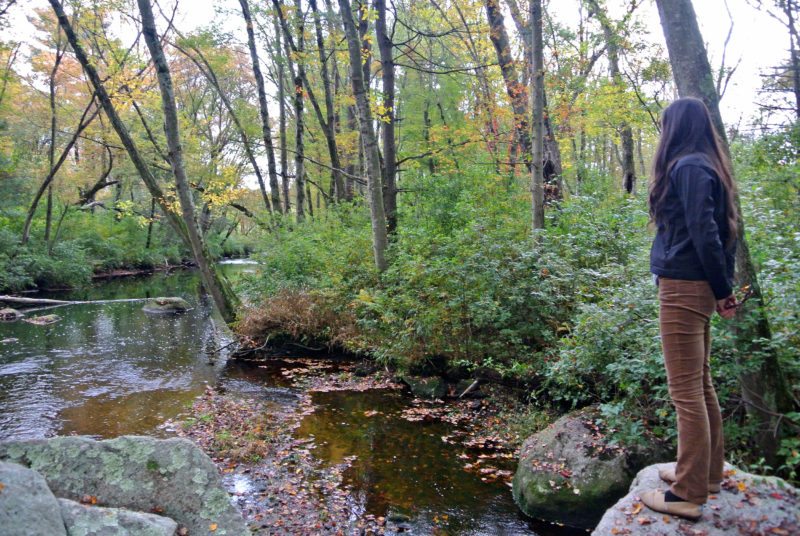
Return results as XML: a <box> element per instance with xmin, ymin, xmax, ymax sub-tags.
<box><xmin>209</xmin><ymin>523</ymin><xmax>217</xmax><ymax>531</ymax></box>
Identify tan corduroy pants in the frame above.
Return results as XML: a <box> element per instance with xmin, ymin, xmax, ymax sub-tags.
<box><xmin>658</xmin><ymin>277</ymin><xmax>725</xmax><ymax>505</ymax></box>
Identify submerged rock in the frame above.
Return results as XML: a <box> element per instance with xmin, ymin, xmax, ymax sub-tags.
<box><xmin>0</xmin><ymin>460</ymin><xmax>68</xmax><ymax>536</ymax></box>
<box><xmin>59</xmin><ymin>498</ymin><xmax>178</xmax><ymax>536</ymax></box>
<box><xmin>0</xmin><ymin>436</ymin><xmax>247</xmax><ymax>536</ymax></box>
<box><xmin>23</xmin><ymin>314</ymin><xmax>60</xmax><ymax>325</ymax></box>
<box><xmin>592</xmin><ymin>462</ymin><xmax>799</xmax><ymax>535</ymax></box>
<box><xmin>142</xmin><ymin>297</ymin><xmax>189</xmax><ymax>313</ymax></box>
<box><xmin>512</xmin><ymin>410</ymin><xmax>666</xmax><ymax>529</ymax></box>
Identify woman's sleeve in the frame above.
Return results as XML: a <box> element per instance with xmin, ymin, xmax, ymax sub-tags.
<box><xmin>673</xmin><ymin>165</ymin><xmax>733</xmax><ymax>299</ymax></box>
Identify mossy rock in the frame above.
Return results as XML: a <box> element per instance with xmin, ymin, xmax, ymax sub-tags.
<box><xmin>142</xmin><ymin>297</ymin><xmax>190</xmax><ymax>314</ymax></box>
<box><xmin>512</xmin><ymin>410</ymin><xmax>665</xmax><ymax>529</ymax></box>
<box><xmin>0</xmin><ymin>436</ymin><xmax>248</xmax><ymax>536</ymax></box>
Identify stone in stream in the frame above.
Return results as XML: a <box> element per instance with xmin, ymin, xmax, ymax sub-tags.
<box><xmin>142</xmin><ymin>297</ymin><xmax>189</xmax><ymax>314</ymax></box>
<box><xmin>59</xmin><ymin>498</ymin><xmax>178</xmax><ymax>536</ymax></box>
<box><xmin>512</xmin><ymin>410</ymin><xmax>668</xmax><ymax>530</ymax></box>
<box><xmin>0</xmin><ymin>460</ymin><xmax>69</xmax><ymax>536</ymax></box>
<box><xmin>0</xmin><ymin>436</ymin><xmax>248</xmax><ymax>536</ymax></box>
<box><xmin>592</xmin><ymin>463</ymin><xmax>799</xmax><ymax>535</ymax></box>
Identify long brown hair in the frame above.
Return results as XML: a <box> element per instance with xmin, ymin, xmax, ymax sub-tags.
<box><xmin>648</xmin><ymin>97</ymin><xmax>738</xmax><ymax>246</ymax></box>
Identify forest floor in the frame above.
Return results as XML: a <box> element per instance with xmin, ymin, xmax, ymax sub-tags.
<box><xmin>170</xmin><ymin>359</ymin><xmax>530</xmax><ymax>535</ymax></box>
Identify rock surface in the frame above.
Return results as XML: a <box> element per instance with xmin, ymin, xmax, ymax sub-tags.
<box><xmin>0</xmin><ymin>436</ymin><xmax>247</xmax><ymax>536</ymax></box>
<box><xmin>512</xmin><ymin>410</ymin><xmax>665</xmax><ymax>529</ymax></box>
<box><xmin>0</xmin><ymin>460</ymin><xmax>68</xmax><ymax>536</ymax></box>
<box><xmin>142</xmin><ymin>297</ymin><xmax>189</xmax><ymax>313</ymax></box>
<box><xmin>59</xmin><ymin>498</ymin><xmax>178</xmax><ymax>536</ymax></box>
<box><xmin>592</xmin><ymin>462</ymin><xmax>799</xmax><ymax>535</ymax></box>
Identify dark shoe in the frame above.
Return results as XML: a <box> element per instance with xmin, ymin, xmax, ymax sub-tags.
<box><xmin>641</xmin><ymin>489</ymin><xmax>703</xmax><ymax>521</ymax></box>
<box><xmin>658</xmin><ymin>466</ymin><xmax>721</xmax><ymax>493</ymax></box>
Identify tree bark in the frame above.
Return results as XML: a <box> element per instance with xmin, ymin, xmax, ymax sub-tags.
<box><xmin>484</xmin><ymin>0</ymin><xmax>531</xmax><ymax>167</ymax></box>
<box><xmin>239</xmin><ymin>0</ymin><xmax>283</xmax><ymax>213</ymax></box>
<box><xmin>531</xmin><ymin>0</ymin><xmax>545</xmax><ymax>230</ymax></box>
<box><xmin>655</xmin><ymin>0</ymin><xmax>793</xmax><ymax>462</ymax></box>
<box><xmin>338</xmin><ymin>0</ymin><xmax>388</xmax><ymax>271</ymax></box>
<box><xmin>273</xmin><ymin>16</ymin><xmax>291</xmax><ymax>214</ymax></box>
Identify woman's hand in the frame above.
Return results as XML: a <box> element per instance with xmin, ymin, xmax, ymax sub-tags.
<box><xmin>716</xmin><ymin>295</ymin><xmax>738</xmax><ymax>319</ymax></box>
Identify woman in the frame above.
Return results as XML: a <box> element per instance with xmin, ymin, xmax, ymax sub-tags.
<box><xmin>644</xmin><ymin>97</ymin><xmax>739</xmax><ymax>520</ymax></box>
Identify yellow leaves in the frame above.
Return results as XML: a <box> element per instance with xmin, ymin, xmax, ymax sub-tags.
<box><xmin>737</xmin><ymin>481</ymin><xmax>747</xmax><ymax>492</ymax></box>
<box><xmin>630</xmin><ymin>502</ymin><xmax>643</xmax><ymax>515</ymax></box>
<box><xmin>209</xmin><ymin>523</ymin><xmax>217</xmax><ymax>531</ymax></box>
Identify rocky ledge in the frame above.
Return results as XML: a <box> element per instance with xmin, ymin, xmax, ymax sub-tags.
<box><xmin>592</xmin><ymin>462</ymin><xmax>799</xmax><ymax>535</ymax></box>
<box><xmin>0</xmin><ymin>436</ymin><xmax>248</xmax><ymax>536</ymax></box>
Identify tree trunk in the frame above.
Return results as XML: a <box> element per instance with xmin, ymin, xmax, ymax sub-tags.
<box><xmin>275</xmin><ymin>17</ymin><xmax>291</xmax><ymax>215</ymax></box>
<box><xmin>274</xmin><ymin>0</ymin><xmax>346</xmax><ymax>209</ymax></box>
<box><xmin>239</xmin><ymin>0</ymin><xmax>282</xmax><ymax>213</ymax></box>
<box><xmin>339</xmin><ymin>0</ymin><xmax>388</xmax><ymax>271</ymax></box>
<box><xmin>531</xmin><ymin>0</ymin><xmax>545</xmax><ymax>230</ymax></box>
<box><xmin>655</xmin><ymin>0</ymin><xmax>793</xmax><ymax>463</ymax></box>
<box><xmin>292</xmin><ymin>1</ymin><xmax>306</xmax><ymax>224</ymax></box>
<box><xmin>137</xmin><ymin>0</ymin><xmax>239</xmax><ymax>323</ymax></box>
<box><xmin>48</xmin><ymin>0</ymin><xmax>238</xmax><ymax>323</ymax></box>
<box><xmin>484</xmin><ymin>0</ymin><xmax>531</xmax><ymax>167</ymax></box>
<box><xmin>309</xmin><ymin>0</ymin><xmax>346</xmax><ymax>201</ymax></box>
<box><xmin>587</xmin><ymin>0</ymin><xmax>636</xmax><ymax>194</ymax></box>
<box><xmin>375</xmin><ymin>0</ymin><xmax>397</xmax><ymax>234</ymax></box>
<box><xmin>20</xmin><ymin>99</ymin><xmax>101</xmax><ymax>246</ymax></box>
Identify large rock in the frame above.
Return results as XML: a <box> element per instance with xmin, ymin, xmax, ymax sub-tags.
<box><xmin>59</xmin><ymin>498</ymin><xmax>178</xmax><ymax>536</ymax></box>
<box><xmin>0</xmin><ymin>460</ymin><xmax>68</xmax><ymax>536</ymax></box>
<box><xmin>592</xmin><ymin>462</ymin><xmax>799</xmax><ymax>535</ymax></box>
<box><xmin>512</xmin><ymin>410</ymin><xmax>665</xmax><ymax>529</ymax></box>
<box><xmin>0</xmin><ymin>436</ymin><xmax>247</xmax><ymax>536</ymax></box>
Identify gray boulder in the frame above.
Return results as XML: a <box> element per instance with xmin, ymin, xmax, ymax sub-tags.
<box><xmin>0</xmin><ymin>436</ymin><xmax>247</xmax><ymax>536</ymax></box>
<box><xmin>512</xmin><ymin>410</ymin><xmax>665</xmax><ymax>529</ymax></box>
<box><xmin>0</xmin><ymin>460</ymin><xmax>68</xmax><ymax>536</ymax></box>
<box><xmin>592</xmin><ymin>462</ymin><xmax>799</xmax><ymax>535</ymax></box>
<box><xmin>59</xmin><ymin>498</ymin><xmax>178</xmax><ymax>536</ymax></box>
<box><xmin>142</xmin><ymin>297</ymin><xmax>189</xmax><ymax>314</ymax></box>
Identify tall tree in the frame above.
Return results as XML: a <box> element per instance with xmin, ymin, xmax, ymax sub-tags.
<box><xmin>655</xmin><ymin>0</ymin><xmax>794</xmax><ymax>462</ymax></box>
<box><xmin>586</xmin><ymin>0</ymin><xmax>637</xmax><ymax>194</ymax></box>
<box><xmin>46</xmin><ymin>0</ymin><xmax>239</xmax><ymax>323</ymax></box>
<box><xmin>531</xmin><ymin>0</ymin><xmax>545</xmax><ymax>230</ymax></box>
<box><xmin>375</xmin><ymin>0</ymin><xmax>397</xmax><ymax>234</ymax></box>
<box><xmin>338</xmin><ymin>0</ymin><xmax>388</xmax><ymax>271</ymax></box>
<box><xmin>239</xmin><ymin>0</ymin><xmax>282</xmax><ymax>213</ymax></box>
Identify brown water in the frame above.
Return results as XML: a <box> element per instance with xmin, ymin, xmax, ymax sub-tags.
<box><xmin>0</xmin><ymin>266</ymin><xmax>585</xmax><ymax>535</ymax></box>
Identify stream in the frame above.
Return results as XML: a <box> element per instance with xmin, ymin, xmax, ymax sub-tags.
<box><xmin>0</xmin><ymin>266</ymin><xmax>583</xmax><ymax>536</ymax></box>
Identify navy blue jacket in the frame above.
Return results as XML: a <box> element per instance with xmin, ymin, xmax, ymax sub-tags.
<box><xmin>650</xmin><ymin>154</ymin><xmax>736</xmax><ymax>300</ymax></box>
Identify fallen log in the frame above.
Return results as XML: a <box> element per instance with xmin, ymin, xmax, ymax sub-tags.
<box><xmin>0</xmin><ymin>295</ymin><xmax>149</xmax><ymax>307</ymax></box>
